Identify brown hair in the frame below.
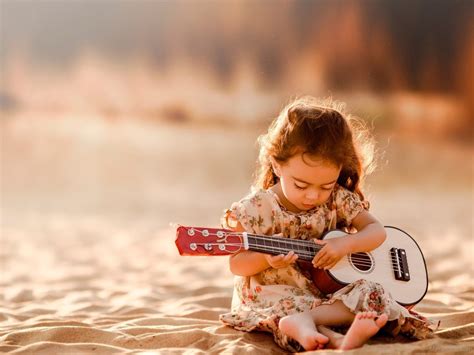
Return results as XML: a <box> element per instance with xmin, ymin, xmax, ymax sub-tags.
<box><xmin>254</xmin><ymin>96</ymin><xmax>376</xmax><ymax>200</ymax></box>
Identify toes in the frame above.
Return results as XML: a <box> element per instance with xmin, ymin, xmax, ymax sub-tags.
<box><xmin>375</xmin><ymin>313</ymin><xmax>389</xmax><ymax>327</ymax></box>
<box><xmin>364</xmin><ymin>311</ymin><xmax>376</xmax><ymax>319</ymax></box>
<box><xmin>315</xmin><ymin>333</ymin><xmax>329</xmax><ymax>344</ymax></box>
<box><xmin>355</xmin><ymin>311</ymin><xmax>381</xmax><ymax>321</ymax></box>
<box><xmin>301</xmin><ymin>335</ymin><xmax>328</xmax><ymax>351</ymax></box>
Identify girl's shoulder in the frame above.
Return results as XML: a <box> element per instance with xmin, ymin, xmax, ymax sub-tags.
<box><xmin>331</xmin><ymin>184</ymin><xmax>369</xmax><ymax>207</ymax></box>
<box><xmin>220</xmin><ymin>188</ymin><xmax>279</xmax><ymax>233</ymax></box>
<box><xmin>237</xmin><ymin>187</ymin><xmax>279</xmax><ymax>210</ymax></box>
<box><xmin>331</xmin><ymin>184</ymin><xmax>370</xmax><ymax>226</ymax></box>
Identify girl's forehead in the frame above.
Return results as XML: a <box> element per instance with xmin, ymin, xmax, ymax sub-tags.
<box><xmin>284</xmin><ymin>154</ymin><xmax>340</xmax><ymax>183</ymax></box>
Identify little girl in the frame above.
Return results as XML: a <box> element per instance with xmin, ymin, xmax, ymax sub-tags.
<box><xmin>219</xmin><ymin>97</ymin><xmax>434</xmax><ymax>351</ymax></box>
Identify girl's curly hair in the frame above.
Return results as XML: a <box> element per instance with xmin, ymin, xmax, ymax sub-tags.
<box><xmin>253</xmin><ymin>96</ymin><xmax>376</xmax><ymax>200</ymax></box>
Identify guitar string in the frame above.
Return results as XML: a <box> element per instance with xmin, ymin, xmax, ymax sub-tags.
<box><xmin>189</xmin><ymin>231</ymin><xmax>404</xmax><ymax>268</ymax></box>
<box><xmin>225</xmin><ymin>232</ymin><xmax>345</xmax><ymax>252</ymax></box>
<box><xmin>219</xmin><ymin>230</ymin><xmax>383</xmax><ymax>254</ymax></box>
<box><xmin>243</xmin><ymin>242</ymin><xmax>389</xmax><ymax>266</ymax></box>
<box><xmin>184</xmin><ymin>230</ymin><xmax>405</xmax><ymax>268</ymax></box>
<box><xmin>192</xmin><ymin>242</ymin><xmax>404</xmax><ymax>270</ymax></box>
<box><xmin>194</xmin><ymin>242</ymin><xmax>404</xmax><ymax>272</ymax></box>
<box><xmin>182</xmin><ymin>229</ymin><xmax>408</xmax><ymax>269</ymax></box>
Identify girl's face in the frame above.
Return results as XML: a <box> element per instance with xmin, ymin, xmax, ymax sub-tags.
<box><xmin>272</xmin><ymin>153</ymin><xmax>341</xmax><ymax>213</ymax></box>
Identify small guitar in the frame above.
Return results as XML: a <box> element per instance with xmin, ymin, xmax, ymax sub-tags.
<box><xmin>175</xmin><ymin>226</ymin><xmax>428</xmax><ymax>307</ymax></box>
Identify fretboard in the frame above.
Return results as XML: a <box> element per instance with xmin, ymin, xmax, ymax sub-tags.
<box><xmin>246</xmin><ymin>234</ymin><xmax>320</xmax><ymax>261</ymax></box>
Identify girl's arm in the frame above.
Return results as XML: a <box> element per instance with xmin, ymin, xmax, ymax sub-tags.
<box><xmin>228</xmin><ymin>222</ymin><xmax>298</xmax><ymax>276</ymax></box>
<box><xmin>313</xmin><ymin>210</ymin><xmax>386</xmax><ymax>269</ymax></box>
<box><xmin>344</xmin><ymin>210</ymin><xmax>386</xmax><ymax>253</ymax></box>
<box><xmin>228</xmin><ymin>222</ymin><xmax>271</xmax><ymax>276</ymax></box>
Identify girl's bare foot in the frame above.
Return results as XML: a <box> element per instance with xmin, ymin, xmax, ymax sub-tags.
<box><xmin>279</xmin><ymin>312</ymin><xmax>329</xmax><ymax>351</ymax></box>
<box><xmin>340</xmin><ymin>311</ymin><xmax>388</xmax><ymax>350</ymax></box>
<box><xmin>317</xmin><ymin>325</ymin><xmax>344</xmax><ymax>349</ymax></box>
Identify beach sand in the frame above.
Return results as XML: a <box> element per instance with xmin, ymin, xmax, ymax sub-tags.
<box><xmin>1</xmin><ymin>114</ymin><xmax>473</xmax><ymax>353</ymax></box>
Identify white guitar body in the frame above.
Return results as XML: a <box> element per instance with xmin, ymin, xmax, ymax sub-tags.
<box><xmin>323</xmin><ymin>226</ymin><xmax>428</xmax><ymax>306</ymax></box>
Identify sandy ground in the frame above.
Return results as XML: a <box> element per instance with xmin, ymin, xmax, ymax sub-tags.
<box><xmin>1</xmin><ymin>113</ymin><xmax>473</xmax><ymax>353</ymax></box>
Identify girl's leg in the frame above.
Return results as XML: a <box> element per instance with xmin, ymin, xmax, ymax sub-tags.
<box><xmin>306</xmin><ymin>299</ymin><xmax>357</xmax><ymax>325</ymax></box>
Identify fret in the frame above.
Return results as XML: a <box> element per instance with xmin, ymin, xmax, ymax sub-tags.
<box><xmin>279</xmin><ymin>239</ymin><xmax>289</xmax><ymax>252</ymax></box>
<box><xmin>276</xmin><ymin>238</ymin><xmax>282</xmax><ymax>252</ymax></box>
<box><xmin>246</xmin><ymin>234</ymin><xmax>318</xmax><ymax>261</ymax></box>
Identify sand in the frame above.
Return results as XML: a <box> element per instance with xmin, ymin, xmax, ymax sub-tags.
<box><xmin>1</xmin><ymin>114</ymin><xmax>473</xmax><ymax>353</ymax></box>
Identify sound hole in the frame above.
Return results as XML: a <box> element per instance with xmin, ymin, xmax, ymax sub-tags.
<box><xmin>349</xmin><ymin>252</ymin><xmax>373</xmax><ymax>272</ymax></box>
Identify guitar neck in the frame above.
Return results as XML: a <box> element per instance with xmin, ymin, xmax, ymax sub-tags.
<box><xmin>175</xmin><ymin>226</ymin><xmax>322</xmax><ymax>259</ymax></box>
<box><xmin>245</xmin><ymin>233</ymin><xmax>319</xmax><ymax>262</ymax></box>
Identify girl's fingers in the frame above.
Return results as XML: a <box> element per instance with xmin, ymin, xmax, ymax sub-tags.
<box><xmin>313</xmin><ymin>250</ymin><xmax>326</xmax><ymax>264</ymax></box>
<box><xmin>315</xmin><ymin>255</ymin><xmax>332</xmax><ymax>268</ymax></box>
<box><xmin>313</xmin><ymin>253</ymin><xmax>327</xmax><ymax>267</ymax></box>
<box><xmin>288</xmin><ymin>254</ymin><xmax>298</xmax><ymax>264</ymax></box>
<box><xmin>267</xmin><ymin>251</ymin><xmax>299</xmax><ymax>268</ymax></box>
<box><xmin>268</xmin><ymin>255</ymin><xmax>283</xmax><ymax>266</ymax></box>
<box><xmin>320</xmin><ymin>255</ymin><xmax>332</xmax><ymax>265</ymax></box>
<box><xmin>284</xmin><ymin>252</ymin><xmax>296</xmax><ymax>265</ymax></box>
<box><xmin>324</xmin><ymin>261</ymin><xmax>338</xmax><ymax>270</ymax></box>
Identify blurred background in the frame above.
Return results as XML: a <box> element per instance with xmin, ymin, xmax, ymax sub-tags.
<box><xmin>1</xmin><ymin>0</ymin><xmax>473</xmax><ymax>291</ymax></box>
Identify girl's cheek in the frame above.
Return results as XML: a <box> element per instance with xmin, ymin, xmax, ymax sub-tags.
<box><xmin>293</xmin><ymin>189</ymin><xmax>305</xmax><ymax>202</ymax></box>
<box><xmin>320</xmin><ymin>191</ymin><xmax>331</xmax><ymax>203</ymax></box>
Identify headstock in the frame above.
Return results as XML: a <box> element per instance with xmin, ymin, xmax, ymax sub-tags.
<box><xmin>175</xmin><ymin>226</ymin><xmax>245</xmax><ymax>256</ymax></box>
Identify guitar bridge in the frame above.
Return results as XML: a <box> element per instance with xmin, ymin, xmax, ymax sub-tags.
<box><xmin>391</xmin><ymin>248</ymin><xmax>410</xmax><ymax>281</ymax></box>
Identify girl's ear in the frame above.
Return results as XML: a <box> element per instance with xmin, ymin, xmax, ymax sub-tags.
<box><xmin>270</xmin><ymin>157</ymin><xmax>281</xmax><ymax>177</ymax></box>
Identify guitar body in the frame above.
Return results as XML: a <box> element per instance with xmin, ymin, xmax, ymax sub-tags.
<box><xmin>310</xmin><ymin>227</ymin><xmax>428</xmax><ymax>307</ymax></box>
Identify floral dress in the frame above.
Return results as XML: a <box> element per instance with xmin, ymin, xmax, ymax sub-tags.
<box><xmin>219</xmin><ymin>184</ymin><xmax>435</xmax><ymax>352</ymax></box>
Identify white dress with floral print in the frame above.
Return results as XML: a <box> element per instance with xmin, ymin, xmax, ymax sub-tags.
<box><xmin>219</xmin><ymin>184</ymin><xmax>435</xmax><ymax>351</ymax></box>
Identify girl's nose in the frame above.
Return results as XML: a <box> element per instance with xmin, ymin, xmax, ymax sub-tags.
<box><xmin>305</xmin><ymin>190</ymin><xmax>319</xmax><ymax>201</ymax></box>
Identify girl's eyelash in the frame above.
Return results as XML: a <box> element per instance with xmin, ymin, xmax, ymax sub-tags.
<box><xmin>295</xmin><ymin>184</ymin><xmax>334</xmax><ymax>191</ymax></box>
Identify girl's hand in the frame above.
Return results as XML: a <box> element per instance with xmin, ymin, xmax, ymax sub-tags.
<box><xmin>312</xmin><ymin>237</ymin><xmax>349</xmax><ymax>270</ymax></box>
<box><xmin>264</xmin><ymin>251</ymin><xmax>298</xmax><ymax>269</ymax></box>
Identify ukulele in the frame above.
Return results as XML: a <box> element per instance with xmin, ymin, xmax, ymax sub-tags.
<box><xmin>175</xmin><ymin>225</ymin><xmax>428</xmax><ymax>307</ymax></box>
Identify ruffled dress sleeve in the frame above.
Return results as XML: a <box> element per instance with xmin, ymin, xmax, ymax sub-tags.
<box><xmin>333</xmin><ymin>185</ymin><xmax>370</xmax><ymax>227</ymax></box>
<box><xmin>220</xmin><ymin>190</ymin><xmax>275</xmax><ymax>235</ymax></box>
